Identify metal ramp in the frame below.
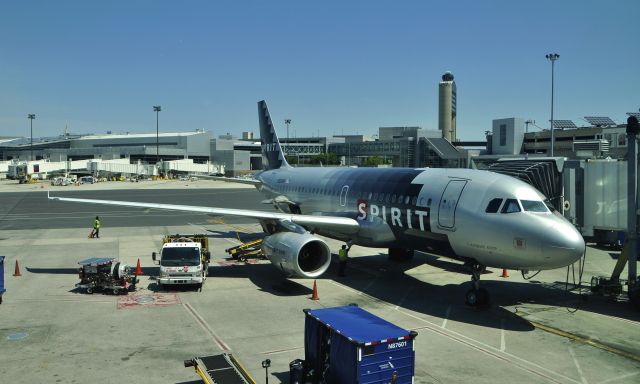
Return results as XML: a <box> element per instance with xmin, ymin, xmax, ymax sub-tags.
<box><xmin>485</xmin><ymin>159</ymin><xmax>564</xmax><ymax>210</ymax></box>
<box><xmin>184</xmin><ymin>353</ymin><xmax>256</xmax><ymax>384</ymax></box>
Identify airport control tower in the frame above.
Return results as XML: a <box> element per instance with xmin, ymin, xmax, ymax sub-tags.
<box><xmin>438</xmin><ymin>71</ymin><xmax>457</xmax><ymax>142</ymax></box>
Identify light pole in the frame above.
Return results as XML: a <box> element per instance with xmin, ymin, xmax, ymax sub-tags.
<box><xmin>28</xmin><ymin>114</ymin><xmax>36</xmax><ymax>161</ymax></box>
<box><xmin>545</xmin><ymin>53</ymin><xmax>560</xmax><ymax>157</ymax></box>
<box><xmin>153</xmin><ymin>106</ymin><xmax>161</xmax><ymax>163</ymax></box>
<box><xmin>261</xmin><ymin>359</ymin><xmax>271</xmax><ymax>384</ymax></box>
<box><xmin>285</xmin><ymin>119</ymin><xmax>291</xmax><ymax>155</ymax></box>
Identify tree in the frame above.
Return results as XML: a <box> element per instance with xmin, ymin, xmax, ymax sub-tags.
<box><xmin>309</xmin><ymin>152</ymin><xmax>339</xmax><ymax>165</ymax></box>
<box><xmin>363</xmin><ymin>156</ymin><xmax>386</xmax><ymax>167</ymax></box>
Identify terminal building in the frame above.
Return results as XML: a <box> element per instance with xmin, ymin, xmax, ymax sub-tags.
<box><xmin>0</xmin><ymin>131</ymin><xmax>212</xmax><ymax>163</ymax></box>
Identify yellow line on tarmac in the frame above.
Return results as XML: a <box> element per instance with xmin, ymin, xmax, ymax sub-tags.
<box><xmin>524</xmin><ymin>318</ymin><xmax>640</xmax><ymax>363</ymax></box>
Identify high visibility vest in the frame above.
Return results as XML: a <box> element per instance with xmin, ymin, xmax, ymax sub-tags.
<box><xmin>339</xmin><ymin>248</ymin><xmax>348</xmax><ymax>261</ymax></box>
<box><xmin>94</xmin><ymin>220</ymin><xmax>101</xmax><ymax>229</ymax></box>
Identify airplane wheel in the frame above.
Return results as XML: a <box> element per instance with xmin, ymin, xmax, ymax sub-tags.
<box><xmin>630</xmin><ymin>287</ymin><xmax>640</xmax><ymax>310</ymax></box>
<box><xmin>477</xmin><ymin>288</ymin><xmax>490</xmax><ymax>306</ymax></box>
<box><xmin>465</xmin><ymin>289</ymin><xmax>478</xmax><ymax>306</ymax></box>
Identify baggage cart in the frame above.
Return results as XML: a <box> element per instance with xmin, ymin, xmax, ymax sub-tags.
<box><xmin>299</xmin><ymin>305</ymin><xmax>417</xmax><ymax>384</ymax></box>
<box><xmin>76</xmin><ymin>257</ymin><xmax>138</xmax><ymax>295</ymax></box>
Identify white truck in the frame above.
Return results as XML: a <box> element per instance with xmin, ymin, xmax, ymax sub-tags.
<box><xmin>152</xmin><ymin>234</ymin><xmax>211</xmax><ymax>291</ymax></box>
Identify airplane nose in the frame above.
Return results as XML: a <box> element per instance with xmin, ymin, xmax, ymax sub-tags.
<box><xmin>542</xmin><ymin>221</ymin><xmax>585</xmax><ymax>267</ymax></box>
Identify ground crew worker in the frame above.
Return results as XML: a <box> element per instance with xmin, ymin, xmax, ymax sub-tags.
<box><xmin>338</xmin><ymin>245</ymin><xmax>349</xmax><ymax>277</ymax></box>
<box><xmin>92</xmin><ymin>216</ymin><xmax>101</xmax><ymax>238</ymax></box>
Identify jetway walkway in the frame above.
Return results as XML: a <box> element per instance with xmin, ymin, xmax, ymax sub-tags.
<box><xmin>480</xmin><ymin>159</ymin><xmax>564</xmax><ymax>210</ymax></box>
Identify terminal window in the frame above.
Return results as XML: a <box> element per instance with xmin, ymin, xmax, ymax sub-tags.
<box><xmin>500</xmin><ymin>124</ymin><xmax>507</xmax><ymax>146</ymax></box>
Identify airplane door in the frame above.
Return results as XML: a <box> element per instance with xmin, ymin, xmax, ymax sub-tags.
<box><xmin>340</xmin><ymin>185</ymin><xmax>349</xmax><ymax>207</ymax></box>
<box><xmin>438</xmin><ymin>180</ymin><xmax>467</xmax><ymax>228</ymax></box>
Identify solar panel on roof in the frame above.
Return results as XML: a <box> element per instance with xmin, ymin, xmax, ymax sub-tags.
<box><xmin>584</xmin><ymin>116</ymin><xmax>616</xmax><ymax>126</ymax></box>
<box><xmin>552</xmin><ymin>120</ymin><xmax>577</xmax><ymax>129</ymax></box>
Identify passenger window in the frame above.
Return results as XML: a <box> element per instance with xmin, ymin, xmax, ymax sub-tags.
<box><xmin>411</xmin><ymin>196</ymin><xmax>417</xmax><ymax>205</ymax></box>
<box><xmin>391</xmin><ymin>194</ymin><xmax>397</xmax><ymax>203</ymax></box>
<box><xmin>405</xmin><ymin>196</ymin><xmax>410</xmax><ymax>205</ymax></box>
<box><xmin>368</xmin><ymin>192</ymin><xmax>372</xmax><ymax>200</ymax></box>
<box><xmin>521</xmin><ymin>200</ymin><xmax>548</xmax><ymax>212</ymax></box>
<box><xmin>501</xmin><ymin>199</ymin><xmax>521</xmax><ymax>214</ymax></box>
<box><xmin>485</xmin><ymin>198</ymin><xmax>503</xmax><ymax>213</ymax></box>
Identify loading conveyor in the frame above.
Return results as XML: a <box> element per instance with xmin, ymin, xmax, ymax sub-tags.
<box><xmin>184</xmin><ymin>353</ymin><xmax>256</xmax><ymax>384</ymax></box>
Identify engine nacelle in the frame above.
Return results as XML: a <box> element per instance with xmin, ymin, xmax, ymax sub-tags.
<box><xmin>262</xmin><ymin>232</ymin><xmax>332</xmax><ymax>278</ymax></box>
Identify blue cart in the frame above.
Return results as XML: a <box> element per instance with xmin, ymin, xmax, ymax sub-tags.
<box><xmin>0</xmin><ymin>256</ymin><xmax>6</xmax><ymax>304</ymax></box>
<box><xmin>300</xmin><ymin>305</ymin><xmax>417</xmax><ymax>384</ymax></box>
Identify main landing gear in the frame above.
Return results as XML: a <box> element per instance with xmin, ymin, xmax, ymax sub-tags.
<box><xmin>465</xmin><ymin>263</ymin><xmax>489</xmax><ymax>307</ymax></box>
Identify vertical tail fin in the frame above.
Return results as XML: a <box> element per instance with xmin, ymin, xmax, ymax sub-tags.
<box><xmin>258</xmin><ymin>100</ymin><xmax>290</xmax><ymax>170</ymax></box>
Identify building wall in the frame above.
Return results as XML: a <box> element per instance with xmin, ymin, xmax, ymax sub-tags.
<box><xmin>492</xmin><ymin>118</ymin><xmax>524</xmax><ymax>155</ymax></box>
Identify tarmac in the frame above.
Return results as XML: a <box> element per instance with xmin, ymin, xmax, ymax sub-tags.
<box><xmin>1</xmin><ymin>179</ymin><xmax>639</xmax><ymax>383</ymax></box>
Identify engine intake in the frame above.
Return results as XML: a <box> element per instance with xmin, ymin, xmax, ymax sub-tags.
<box><xmin>261</xmin><ymin>232</ymin><xmax>332</xmax><ymax>278</ymax></box>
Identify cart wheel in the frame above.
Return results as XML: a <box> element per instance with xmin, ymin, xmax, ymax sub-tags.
<box><xmin>86</xmin><ymin>287</ymin><xmax>93</xmax><ymax>294</ymax></box>
<box><xmin>239</xmin><ymin>256</ymin><xmax>247</xmax><ymax>262</ymax></box>
<box><xmin>113</xmin><ymin>288</ymin><xmax>120</xmax><ymax>295</ymax></box>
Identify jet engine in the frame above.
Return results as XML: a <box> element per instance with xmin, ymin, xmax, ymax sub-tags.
<box><xmin>261</xmin><ymin>232</ymin><xmax>332</xmax><ymax>278</ymax></box>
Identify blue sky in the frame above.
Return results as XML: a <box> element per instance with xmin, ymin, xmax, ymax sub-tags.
<box><xmin>1</xmin><ymin>0</ymin><xmax>638</xmax><ymax>140</ymax></box>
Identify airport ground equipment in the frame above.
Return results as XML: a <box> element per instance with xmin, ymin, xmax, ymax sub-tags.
<box><xmin>152</xmin><ymin>234</ymin><xmax>211</xmax><ymax>291</ymax></box>
<box><xmin>295</xmin><ymin>305</ymin><xmax>417</xmax><ymax>384</ymax></box>
<box><xmin>76</xmin><ymin>257</ymin><xmax>138</xmax><ymax>295</ymax></box>
<box><xmin>225</xmin><ymin>238</ymin><xmax>265</xmax><ymax>262</ymax></box>
<box><xmin>0</xmin><ymin>256</ymin><xmax>6</xmax><ymax>304</ymax></box>
<box><xmin>184</xmin><ymin>353</ymin><xmax>256</xmax><ymax>384</ymax></box>
<box><xmin>589</xmin><ymin>237</ymin><xmax>640</xmax><ymax>308</ymax></box>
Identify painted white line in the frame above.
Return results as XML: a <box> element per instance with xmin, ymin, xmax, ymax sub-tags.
<box><xmin>569</xmin><ymin>346</ymin><xmax>589</xmax><ymax>384</ymax></box>
<box><xmin>360</xmin><ymin>278</ymin><xmax>378</xmax><ymax>295</ymax></box>
<box><xmin>183</xmin><ymin>301</ymin><xmax>231</xmax><ymax>352</ymax></box>
<box><xmin>441</xmin><ymin>305</ymin><xmax>451</xmax><ymax>329</ymax></box>
<box><xmin>328</xmin><ymin>279</ymin><xmax>580</xmax><ymax>384</ymax></box>
<box><xmin>260</xmin><ymin>346</ymin><xmax>304</xmax><ymax>355</ymax></box>
<box><xmin>598</xmin><ymin>370</ymin><xmax>640</xmax><ymax>384</ymax></box>
<box><xmin>500</xmin><ymin>319</ymin><xmax>506</xmax><ymax>352</ymax></box>
<box><xmin>394</xmin><ymin>285</ymin><xmax>415</xmax><ymax>310</ymax></box>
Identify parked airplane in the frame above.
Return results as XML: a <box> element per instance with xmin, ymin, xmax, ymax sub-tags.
<box><xmin>48</xmin><ymin>100</ymin><xmax>585</xmax><ymax>306</ymax></box>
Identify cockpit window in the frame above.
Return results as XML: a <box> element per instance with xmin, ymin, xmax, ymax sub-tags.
<box><xmin>485</xmin><ymin>198</ymin><xmax>503</xmax><ymax>213</ymax></box>
<box><xmin>521</xmin><ymin>200</ymin><xmax>548</xmax><ymax>212</ymax></box>
<box><xmin>501</xmin><ymin>199</ymin><xmax>521</xmax><ymax>213</ymax></box>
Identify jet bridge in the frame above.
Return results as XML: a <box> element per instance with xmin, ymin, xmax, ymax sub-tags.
<box><xmin>476</xmin><ymin>158</ymin><xmax>565</xmax><ymax>211</ymax></box>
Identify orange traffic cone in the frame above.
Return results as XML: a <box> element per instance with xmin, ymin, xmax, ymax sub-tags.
<box><xmin>501</xmin><ymin>268</ymin><xmax>509</xmax><ymax>278</ymax></box>
<box><xmin>13</xmin><ymin>260</ymin><xmax>22</xmax><ymax>277</ymax></box>
<box><xmin>310</xmin><ymin>280</ymin><xmax>319</xmax><ymax>301</ymax></box>
<box><xmin>135</xmin><ymin>258</ymin><xmax>144</xmax><ymax>276</ymax></box>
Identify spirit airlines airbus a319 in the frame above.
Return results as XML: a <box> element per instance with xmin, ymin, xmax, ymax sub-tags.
<box><xmin>49</xmin><ymin>100</ymin><xmax>585</xmax><ymax>306</ymax></box>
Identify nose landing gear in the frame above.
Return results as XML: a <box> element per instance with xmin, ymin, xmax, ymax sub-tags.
<box><xmin>465</xmin><ymin>264</ymin><xmax>489</xmax><ymax>307</ymax></box>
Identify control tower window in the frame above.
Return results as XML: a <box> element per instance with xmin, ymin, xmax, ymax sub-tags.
<box><xmin>501</xmin><ymin>199</ymin><xmax>521</xmax><ymax>214</ymax></box>
<box><xmin>485</xmin><ymin>198</ymin><xmax>503</xmax><ymax>213</ymax></box>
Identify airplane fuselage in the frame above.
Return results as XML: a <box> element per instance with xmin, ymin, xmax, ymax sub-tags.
<box><xmin>257</xmin><ymin>166</ymin><xmax>585</xmax><ymax>271</ymax></box>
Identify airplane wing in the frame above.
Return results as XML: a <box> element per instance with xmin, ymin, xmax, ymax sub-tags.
<box><xmin>47</xmin><ymin>192</ymin><xmax>359</xmax><ymax>234</ymax></box>
<box><xmin>197</xmin><ymin>175</ymin><xmax>262</xmax><ymax>186</ymax></box>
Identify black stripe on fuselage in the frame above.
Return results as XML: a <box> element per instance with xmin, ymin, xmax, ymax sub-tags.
<box><xmin>260</xmin><ymin>167</ymin><xmax>458</xmax><ymax>257</ymax></box>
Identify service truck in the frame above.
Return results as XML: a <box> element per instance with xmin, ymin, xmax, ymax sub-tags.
<box><xmin>152</xmin><ymin>234</ymin><xmax>211</xmax><ymax>291</ymax></box>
